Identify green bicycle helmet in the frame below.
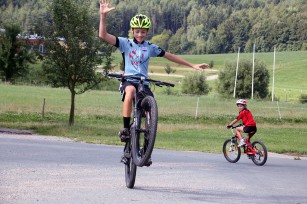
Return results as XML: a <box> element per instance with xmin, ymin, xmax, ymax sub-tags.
<box><xmin>130</xmin><ymin>14</ymin><xmax>151</xmax><ymax>29</ymax></box>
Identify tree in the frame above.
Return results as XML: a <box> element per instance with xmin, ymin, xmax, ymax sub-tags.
<box><xmin>150</xmin><ymin>29</ymin><xmax>172</xmax><ymax>51</ymax></box>
<box><xmin>0</xmin><ymin>23</ymin><xmax>36</xmax><ymax>82</ymax></box>
<box><xmin>206</xmin><ymin>30</ymin><xmax>220</xmax><ymax>54</ymax></box>
<box><xmin>182</xmin><ymin>72</ymin><xmax>209</xmax><ymax>95</ymax></box>
<box><xmin>1</xmin><ymin>0</ymin><xmax>307</xmax><ymax>55</ymax></box>
<box><xmin>43</xmin><ymin>0</ymin><xmax>105</xmax><ymax>126</ymax></box>
<box><xmin>168</xmin><ymin>28</ymin><xmax>184</xmax><ymax>54</ymax></box>
<box><xmin>218</xmin><ymin>59</ymin><xmax>270</xmax><ymax>99</ymax></box>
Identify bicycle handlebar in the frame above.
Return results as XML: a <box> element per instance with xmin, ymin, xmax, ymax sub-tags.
<box><xmin>227</xmin><ymin>124</ymin><xmax>243</xmax><ymax>129</ymax></box>
<box><xmin>227</xmin><ymin>124</ymin><xmax>243</xmax><ymax>136</ymax></box>
<box><xmin>107</xmin><ymin>73</ymin><xmax>175</xmax><ymax>87</ymax></box>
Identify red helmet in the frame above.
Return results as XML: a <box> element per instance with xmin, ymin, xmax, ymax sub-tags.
<box><xmin>236</xmin><ymin>99</ymin><xmax>247</xmax><ymax>105</ymax></box>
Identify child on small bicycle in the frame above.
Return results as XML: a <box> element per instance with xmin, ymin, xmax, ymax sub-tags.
<box><xmin>226</xmin><ymin>99</ymin><xmax>257</xmax><ymax>147</ymax></box>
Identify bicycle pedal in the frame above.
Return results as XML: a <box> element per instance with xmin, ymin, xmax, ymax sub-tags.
<box><xmin>120</xmin><ymin>156</ymin><xmax>128</xmax><ymax>165</ymax></box>
<box><xmin>119</xmin><ymin>128</ymin><xmax>130</xmax><ymax>142</ymax></box>
<box><xmin>120</xmin><ymin>136</ymin><xmax>130</xmax><ymax>142</ymax></box>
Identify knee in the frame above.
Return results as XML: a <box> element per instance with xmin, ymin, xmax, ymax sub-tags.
<box><xmin>236</xmin><ymin>128</ymin><xmax>244</xmax><ymax>135</ymax></box>
<box><xmin>124</xmin><ymin>86</ymin><xmax>136</xmax><ymax>102</ymax></box>
<box><xmin>249</xmin><ymin>132</ymin><xmax>255</xmax><ymax>138</ymax></box>
<box><xmin>125</xmin><ymin>86</ymin><xmax>136</xmax><ymax>98</ymax></box>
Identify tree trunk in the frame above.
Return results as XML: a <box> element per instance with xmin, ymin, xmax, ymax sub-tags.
<box><xmin>69</xmin><ymin>89</ymin><xmax>75</xmax><ymax>126</ymax></box>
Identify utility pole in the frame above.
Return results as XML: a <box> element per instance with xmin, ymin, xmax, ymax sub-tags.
<box><xmin>233</xmin><ymin>47</ymin><xmax>240</xmax><ymax>98</ymax></box>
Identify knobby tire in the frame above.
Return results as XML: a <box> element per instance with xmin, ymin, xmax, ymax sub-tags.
<box><xmin>124</xmin><ymin>140</ymin><xmax>137</xmax><ymax>188</ymax></box>
<box><xmin>132</xmin><ymin>96</ymin><xmax>158</xmax><ymax>167</ymax></box>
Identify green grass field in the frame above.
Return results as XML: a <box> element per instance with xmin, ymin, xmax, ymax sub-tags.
<box><xmin>1</xmin><ymin>84</ymin><xmax>307</xmax><ymax>155</ymax></box>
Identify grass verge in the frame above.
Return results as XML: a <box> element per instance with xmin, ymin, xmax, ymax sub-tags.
<box><xmin>0</xmin><ymin>112</ymin><xmax>306</xmax><ymax>156</ymax></box>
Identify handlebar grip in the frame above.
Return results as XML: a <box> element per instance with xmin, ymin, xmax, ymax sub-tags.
<box><xmin>156</xmin><ymin>82</ymin><xmax>174</xmax><ymax>87</ymax></box>
<box><xmin>164</xmin><ymin>82</ymin><xmax>175</xmax><ymax>87</ymax></box>
<box><xmin>107</xmin><ymin>73</ymin><xmax>122</xmax><ymax>78</ymax></box>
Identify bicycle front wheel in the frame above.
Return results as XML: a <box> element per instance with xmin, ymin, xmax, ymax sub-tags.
<box><xmin>251</xmin><ymin>141</ymin><xmax>268</xmax><ymax>166</ymax></box>
<box><xmin>132</xmin><ymin>96</ymin><xmax>158</xmax><ymax>167</ymax></box>
<box><xmin>223</xmin><ymin>139</ymin><xmax>241</xmax><ymax>163</ymax></box>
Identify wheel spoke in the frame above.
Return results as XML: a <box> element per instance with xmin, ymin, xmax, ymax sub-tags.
<box><xmin>223</xmin><ymin>139</ymin><xmax>241</xmax><ymax>163</ymax></box>
<box><xmin>251</xmin><ymin>141</ymin><xmax>267</xmax><ymax>166</ymax></box>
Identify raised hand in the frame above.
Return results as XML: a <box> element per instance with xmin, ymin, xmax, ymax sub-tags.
<box><xmin>100</xmin><ymin>0</ymin><xmax>115</xmax><ymax>15</ymax></box>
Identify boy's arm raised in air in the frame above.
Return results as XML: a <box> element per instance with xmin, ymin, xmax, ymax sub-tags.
<box><xmin>99</xmin><ymin>0</ymin><xmax>116</xmax><ymax>45</ymax></box>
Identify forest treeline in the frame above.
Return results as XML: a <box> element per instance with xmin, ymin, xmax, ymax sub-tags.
<box><xmin>1</xmin><ymin>0</ymin><xmax>307</xmax><ymax>54</ymax></box>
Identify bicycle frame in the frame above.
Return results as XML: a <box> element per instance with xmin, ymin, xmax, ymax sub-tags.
<box><xmin>230</xmin><ymin>127</ymin><xmax>257</xmax><ymax>155</ymax></box>
<box><xmin>133</xmin><ymin>77</ymin><xmax>148</xmax><ymax>133</ymax></box>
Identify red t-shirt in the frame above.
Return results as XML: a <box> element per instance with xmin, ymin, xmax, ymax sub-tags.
<box><xmin>237</xmin><ymin>109</ymin><xmax>256</xmax><ymax>126</ymax></box>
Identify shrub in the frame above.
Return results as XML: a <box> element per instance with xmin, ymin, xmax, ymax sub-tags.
<box><xmin>218</xmin><ymin>59</ymin><xmax>270</xmax><ymax>99</ymax></box>
<box><xmin>182</xmin><ymin>72</ymin><xmax>209</xmax><ymax>95</ymax></box>
<box><xmin>299</xmin><ymin>94</ymin><xmax>307</xmax><ymax>104</ymax></box>
<box><xmin>162</xmin><ymin>86</ymin><xmax>179</xmax><ymax>95</ymax></box>
<box><xmin>209</xmin><ymin>60</ymin><xmax>214</xmax><ymax>68</ymax></box>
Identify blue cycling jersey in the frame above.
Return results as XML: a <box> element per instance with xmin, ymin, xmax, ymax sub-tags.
<box><xmin>115</xmin><ymin>37</ymin><xmax>165</xmax><ymax>80</ymax></box>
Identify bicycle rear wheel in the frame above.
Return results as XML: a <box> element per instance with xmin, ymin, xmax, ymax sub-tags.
<box><xmin>124</xmin><ymin>141</ymin><xmax>137</xmax><ymax>188</ymax></box>
<box><xmin>132</xmin><ymin>96</ymin><xmax>158</xmax><ymax>167</ymax></box>
<box><xmin>251</xmin><ymin>141</ymin><xmax>267</xmax><ymax>166</ymax></box>
<box><xmin>223</xmin><ymin>138</ymin><xmax>241</xmax><ymax>163</ymax></box>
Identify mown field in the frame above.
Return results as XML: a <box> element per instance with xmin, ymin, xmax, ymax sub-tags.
<box><xmin>1</xmin><ymin>84</ymin><xmax>306</xmax><ymax>156</ymax></box>
<box><xmin>0</xmin><ymin>51</ymin><xmax>306</xmax><ymax>156</ymax></box>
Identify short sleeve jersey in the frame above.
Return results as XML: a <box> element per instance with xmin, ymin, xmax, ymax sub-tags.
<box><xmin>237</xmin><ymin>109</ymin><xmax>256</xmax><ymax>126</ymax></box>
<box><xmin>115</xmin><ymin>37</ymin><xmax>165</xmax><ymax>79</ymax></box>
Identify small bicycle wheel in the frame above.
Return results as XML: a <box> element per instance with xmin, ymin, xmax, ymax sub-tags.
<box><xmin>223</xmin><ymin>138</ymin><xmax>241</xmax><ymax>163</ymax></box>
<box><xmin>124</xmin><ymin>142</ymin><xmax>137</xmax><ymax>188</ymax></box>
<box><xmin>132</xmin><ymin>96</ymin><xmax>158</xmax><ymax>167</ymax></box>
<box><xmin>251</xmin><ymin>141</ymin><xmax>268</xmax><ymax>166</ymax></box>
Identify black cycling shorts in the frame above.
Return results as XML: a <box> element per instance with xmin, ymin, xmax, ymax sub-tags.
<box><xmin>243</xmin><ymin>126</ymin><xmax>257</xmax><ymax>134</ymax></box>
<box><xmin>119</xmin><ymin>81</ymin><xmax>154</xmax><ymax>102</ymax></box>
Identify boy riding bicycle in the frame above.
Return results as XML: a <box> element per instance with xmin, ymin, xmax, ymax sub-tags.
<box><xmin>98</xmin><ymin>0</ymin><xmax>209</xmax><ymax>144</ymax></box>
<box><xmin>227</xmin><ymin>99</ymin><xmax>257</xmax><ymax>147</ymax></box>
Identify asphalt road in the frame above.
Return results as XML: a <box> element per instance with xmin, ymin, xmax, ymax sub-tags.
<box><xmin>1</xmin><ymin>133</ymin><xmax>307</xmax><ymax>204</ymax></box>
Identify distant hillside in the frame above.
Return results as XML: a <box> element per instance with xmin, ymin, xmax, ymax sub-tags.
<box><xmin>0</xmin><ymin>0</ymin><xmax>306</xmax><ymax>54</ymax></box>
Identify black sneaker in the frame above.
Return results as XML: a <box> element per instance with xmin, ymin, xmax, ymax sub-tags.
<box><xmin>118</xmin><ymin>128</ymin><xmax>130</xmax><ymax>142</ymax></box>
<box><xmin>144</xmin><ymin>158</ymin><xmax>152</xmax><ymax>167</ymax></box>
